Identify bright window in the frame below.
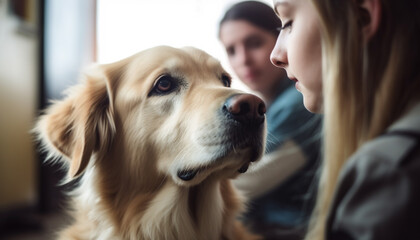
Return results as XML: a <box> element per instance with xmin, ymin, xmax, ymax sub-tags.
<box><xmin>96</xmin><ymin>0</ymin><xmax>271</xmax><ymax>90</ymax></box>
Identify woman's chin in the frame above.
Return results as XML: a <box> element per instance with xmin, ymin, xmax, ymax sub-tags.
<box><xmin>303</xmin><ymin>96</ymin><xmax>323</xmax><ymax>113</ymax></box>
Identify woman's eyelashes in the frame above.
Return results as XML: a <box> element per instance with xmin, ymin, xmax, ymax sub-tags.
<box><xmin>245</xmin><ymin>36</ymin><xmax>263</xmax><ymax>49</ymax></box>
<box><xmin>226</xmin><ymin>46</ymin><xmax>235</xmax><ymax>56</ymax></box>
<box><xmin>278</xmin><ymin>20</ymin><xmax>293</xmax><ymax>32</ymax></box>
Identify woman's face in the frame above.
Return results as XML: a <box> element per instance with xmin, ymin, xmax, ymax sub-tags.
<box><xmin>219</xmin><ymin>20</ymin><xmax>286</xmax><ymax>96</ymax></box>
<box><xmin>271</xmin><ymin>0</ymin><xmax>323</xmax><ymax>113</ymax></box>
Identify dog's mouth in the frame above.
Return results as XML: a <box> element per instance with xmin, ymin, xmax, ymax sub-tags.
<box><xmin>177</xmin><ymin>135</ymin><xmax>264</xmax><ymax>182</ymax></box>
<box><xmin>177</xmin><ymin>161</ymin><xmax>251</xmax><ymax>181</ymax></box>
<box><xmin>177</xmin><ymin>169</ymin><xmax>198</xmax><ymax>181</ymax></box>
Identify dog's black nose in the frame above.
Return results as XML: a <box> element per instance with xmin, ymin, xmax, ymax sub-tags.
<box><xmin>224</xmin><ymin>94</ymin><xmax>266</xmax><ymax>125</ymax></box>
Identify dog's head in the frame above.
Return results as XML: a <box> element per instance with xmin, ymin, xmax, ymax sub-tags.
<box><xmin>35</xmin><ymin>46</ymin><xmax>266</xmax><ymax>187</ymax></box>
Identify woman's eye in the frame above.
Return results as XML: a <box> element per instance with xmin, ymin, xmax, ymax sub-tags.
<box><xmin>149</xmin><ymin>75</ymin><xmax>178</xmax><ymax>96</ymax></box>
<box><xmin>280</xmin><ymin>20</ymin><xmax>293</xmax><ymax>30</ymax></box>
<box><xmin>221</xmin><ymin>74</ymin><xmax>231</xmax><ymax>87</ymax></box>
<box><xmin>246</xmin><ymin>37</ymin><xmax>263</xmax><ymax>49</ymax></box>
<box><xmin>226</xmin><ymin>47</ymin><xmax>235</xmax><ymax>57</ymax></box>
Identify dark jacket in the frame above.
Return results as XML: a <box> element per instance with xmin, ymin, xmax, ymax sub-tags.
<box><xmin>326</xmin><ymin>102</ymin><xmax>420</xmax><ymax>240</ymax></box>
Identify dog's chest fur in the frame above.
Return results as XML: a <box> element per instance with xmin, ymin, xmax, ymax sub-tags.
<box><xmin>60</xmin><ymin>168</ymin><xmax>241</xmax><ymax>240</ymax></box>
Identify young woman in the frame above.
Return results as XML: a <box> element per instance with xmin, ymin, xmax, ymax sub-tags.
<box><xmin>219</xmin><ymin>1</ymin><xmax>321</xmax><ymax>239</ymax></box>
<box><xmin>271</xmin><ymin>0</ymin><xmax>420</xmax><ymax>239</ymax></box>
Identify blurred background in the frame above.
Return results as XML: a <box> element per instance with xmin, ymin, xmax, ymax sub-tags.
<box><xmin>0</xmin><ymin>0</ymin><xmax>270</xmax><ymax>239</ymax></box>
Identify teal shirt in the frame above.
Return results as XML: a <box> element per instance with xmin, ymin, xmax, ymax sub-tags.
<box><xmin>266</xmin><ymin>83</ymin><xmax>319</xmax><ymax>155</ymax></box>
<box><xmin>244</xmin><ymin>81</ymin><xmax>322</xmax><ymax>230</ymax></box>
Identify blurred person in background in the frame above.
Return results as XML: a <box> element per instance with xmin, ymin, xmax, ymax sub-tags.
<box><xmin>219</xmin><ymin>1</ymin><xmax>321</xmax><ymax>239</ymax></box>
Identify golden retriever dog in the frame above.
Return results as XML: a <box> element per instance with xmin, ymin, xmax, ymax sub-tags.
<box><xmin>35</xmin><ymin>46</ymin><xmax>266</xmax><ymax>240</ymax></box>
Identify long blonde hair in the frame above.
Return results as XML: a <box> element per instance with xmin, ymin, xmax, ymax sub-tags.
<box><xmin>306</xmin><ymin>0</ymin><xmax>420</xmax><ymax>239</ymax></box>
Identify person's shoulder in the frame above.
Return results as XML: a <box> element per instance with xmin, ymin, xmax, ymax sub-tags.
<box><xmin>346</xmin><ymin>103</ymin><xmax>420</xmax><ymax>173</ymax></box>
<box><xmin>329</xmin><ymin>123</ymin><xmax>420</xmax><ymax>240</ymax></box>
<box><xmin>349</xmin><ymin>133</ymin><xmax>418</xmax><ymax>171</ymax></box>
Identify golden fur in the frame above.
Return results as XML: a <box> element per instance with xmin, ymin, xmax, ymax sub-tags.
<box><xmin>35</xmin><ymin>46</ymin><xmax>266</xmax><ymax>240</ymax></box>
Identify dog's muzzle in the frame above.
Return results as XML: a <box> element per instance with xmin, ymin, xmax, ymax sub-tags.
<box><xmin>222</xmin><ymin>93</ymin><xmax>266</xmax><ymax>158</ymax></box>
<box><xmin>177</xmin><ymin>93</ymin><xmax>266</xmax><ymax>182</ymax></box>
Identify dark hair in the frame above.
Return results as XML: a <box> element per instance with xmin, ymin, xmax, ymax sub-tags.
<box><xmin>219</xmin><ymin>1</ymin><xmax>282</xmax><ymax>37</ymax></box>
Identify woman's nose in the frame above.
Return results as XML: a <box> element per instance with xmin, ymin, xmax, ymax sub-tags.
<box><xmin>270</xmin><ymin>37</ymin><xmax>287</xmax><ymax>68</ymax></box>
<box><xmin>236</xmin><ymin>47</ymin><xmax>251</xmax><ymax>65</ymax></box>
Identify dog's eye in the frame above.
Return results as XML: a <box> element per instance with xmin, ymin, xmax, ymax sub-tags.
<box><xmin>149</xmin><ymin>75</ymin><xmax>178</xmax><ymax>96</ymax></box>
<box><xmin>157</xmin><ymin>77</ymin><xmax>172</xmax><ymax>92</ymax></box>
<box><xmin>222</xmin><ymin>74</ymin><xmax>231</xmax><ymax>87</ymax></box>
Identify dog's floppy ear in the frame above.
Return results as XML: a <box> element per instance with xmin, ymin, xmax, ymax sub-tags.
<box><xmin>36</xmin><ymin>64</ymin><xmax>118</xmax><ymax>178</ymax></box>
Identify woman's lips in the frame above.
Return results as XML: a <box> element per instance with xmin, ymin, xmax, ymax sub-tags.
<box><xmin>243</xmin><ymin>70</ymin><xmax>259</xmax><ymax>80</ymax></box>
<box><xmin>287</xmin><ymin>74</ymin><xmax>298</xmax><ymax>82</ymax></box>
<box><xmin>289</xmin><ymin>77</ymin><xmax>300</xmax><ymax>91</ymax></box>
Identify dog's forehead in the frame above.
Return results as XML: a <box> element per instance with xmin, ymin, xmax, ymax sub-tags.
<box><xmin>133</xmin><ymin>46</ymin><xmax>223</xmax><ymax>74</ymax></box>
<box><xmin>181</xmin><ymin>46</ymin><xmax>221</xmax><ymax>67</ymax></box>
